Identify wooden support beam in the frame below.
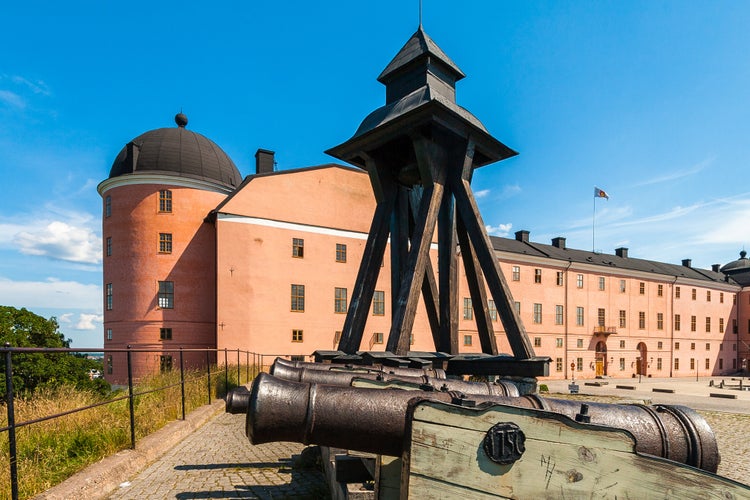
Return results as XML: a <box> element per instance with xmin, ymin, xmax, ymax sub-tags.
<box><xmin>390</xmin><ymin>186</ymin><xmax>410</xmax><ymax>317</ymax></box>
<box><xmin>456</xmin><ymin>216</ymin><xmax>497</xmax><ymax>355</ymax></box>
<box><xmin>387</xmin><ymin>136</ymin><xmax>446</xmax><ymax>354</ymax></box>
<box><xmin>338</xmin><ymin>161</ymin><xmax>397</xmax><ymax>353</ymax></box>
<box><xmin>450</xmin><ymin>140</ymin><xmax>535</xmax><ymax>360</ymax></box>
<box><xmin>437</xmin><ymin>185</ymin><xmax>458</xmax><ymax>354</ymax></box>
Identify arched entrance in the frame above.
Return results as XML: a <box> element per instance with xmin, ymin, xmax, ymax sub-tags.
<box><xmin>595</xmin><ymin>341</ymin><xmax>608</xmax><ymax>377</ymax></box>
<box><xmin>636</xmin><ymin>342</ymin><xmax>648</xmax><ymax>377</ymax></box>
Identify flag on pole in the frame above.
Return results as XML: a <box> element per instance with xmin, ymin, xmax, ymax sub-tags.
<box><xmin>594</xmin><ymin>187</ymin><xmax>609</xmax><ymax>200</ymax></box>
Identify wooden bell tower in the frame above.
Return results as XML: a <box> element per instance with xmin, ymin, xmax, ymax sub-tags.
<box><xmin>327</xmin><ymin>28</ymin><xmax>545</xmax><ymax>375</ymax></box>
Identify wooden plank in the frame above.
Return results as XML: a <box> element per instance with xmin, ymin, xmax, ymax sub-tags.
<box><xmin>375</xmin><ymin>455</ymin><xmax>401</xmax><ymax>500</ymax></box>
<box><xmin>403</xmin><ymin>401</ymin><xmax>750</xmax><ymax>499</ymax></box>
<box><xmin>387</xmin><ymin>135</ymin><xmax>447</xmax><ymax>354</ymax></box>
<box><xmin>437</xmin><ymin>185</ymin><xmax>459</xmax><ymax>354</ymax></box>
<box><xmin>338</xmin><ymin>159</ymin><xmax>396</xmax><ymax>353</ymax></box>
<box><xmin>449</xmin><ymin>141</ymin><xmax>534</xmax><ymax>359</ymax></box>
<box><xmin>456</xmin><ymin>216</ymin><xmax>497</xmax><ymax>355</ymax></box>
<box><xmin>390</xmin><ymin>186</ymin><xmax>410</xmax><ymax>317</ymax></box>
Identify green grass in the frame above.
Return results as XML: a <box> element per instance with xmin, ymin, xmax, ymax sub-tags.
<box><xmin>0</xmin><ymin>364</ymin><xmax>254</xmax><ymax>499</ymax></box>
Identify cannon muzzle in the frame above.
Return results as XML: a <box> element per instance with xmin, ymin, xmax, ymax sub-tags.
<box><xmin>246</xmin><ymin>373</ymin><xmax>720</xmax><ymax>472</ymax></box>
<box><xmin>225</xmin><ymin>386</ymin><xmax>250</xmax><ymax>414</ymax></box>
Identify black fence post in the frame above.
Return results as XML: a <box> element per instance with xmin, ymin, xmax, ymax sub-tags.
<box><xmin>246</xmin><ymin>351</ymin><xmax>250</xmax><ymax>383</ymax></box>
<box><xmin>126</xmin><ymin>345</ymin><xmax>136</xmax><ymax>449</ymax></box>
<box><xmin>4</xmin><ymin>344</ymin><xmax>18</xmax><ymax>500</ymax></box>
<box><xmin>237</xmin><ymin>348</ymin><xmax>241</xmax><ymax>385</ymax></box>
<box><xmin>179</xmin><ymin>347</ymin><xmax>186</xmax><ymax>421</ymax></box>
<box><xmin>224</xmin><ymin>348</ymin><xmax>228</xmax><ymax>397</ymax></box>
<box><xmin>206</xmin><ymin>350</ymin><xmax>212</xmax><ymax>405</ymax></box>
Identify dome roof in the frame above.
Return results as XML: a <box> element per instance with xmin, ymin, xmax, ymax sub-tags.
<box><xmin>720</xmin><ymin>250</ymin><xmax>750</xmax><ymax>273</ymax></box>
<box><xmin>108</xmin><ymin>114</ymin><xmax>242</xmax><ymax>190</ymax></box>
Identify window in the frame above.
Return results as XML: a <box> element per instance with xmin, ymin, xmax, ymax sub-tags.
<box><xmin>335</xmin><ymin>287</ymin><xmax>348</xmax><ymax>313</ymax></box>
<box><xmin>464</xmin><ymin>335</ymin><xmax>473</xmax><ymax>346</ymax></box>
<box><xmin>159</xmin><ymin>328</ymin><xmax>172</xmax><ymax>340</ymax></box>
<box><xmin>292</xmin><ymin>329</ymin><xmax>303</xmax><ymax>342</ymax></box>
<box><xmin>373</xmin><ymin>290</ymin><xmax>385</xmax><ymax>316</ymax></box>
<box><xmin>159</xmin><ymin>233</ymin><xmax>172</xmax><ymax>253</ymax></box>
<box><xmin>675</xmin><ymin>286</ymin><xmax>681</xmax><ymax>299</ymax></box>
<box><xmin>719</xmin><ymin>358</ymin><xmax>724</xmax><ymax>370</ymax></box>
<box><xmin>106</xmin><ymin>283</ymin><xmax>113</xmax><ymax>310</ymax></box>
<box><xmin>335</xmin><ymin>243</ymin><xmax>347</xmax><ymax>263</ymax></box>
<box><xmin>619</xmin><ymin>340</ymin><xmax>625</xmax><ymax>349</ymax></box>
<box><xmin>106</xmin><ymin>328</ymin><xmax>112</xmax><ymax>341</ymax></box>
<box><xmin>512</xmin><ymin>266</ymin><xmax>520</xmax><ymax>281</ymax></box>
<box><xmin>577</xmin><ymin>338</ymin><xmax>584</xmax><ymax>348</ymax></box>
<box><xmin>620</xmin><ymin>280</ymin><xmax>626</xmax><ymax>293</ymax></box>
<box><xmin>556</xmin><ymin>272</ymin><xmax>564</xmax><ymax>286</ymax></box>
<box><xmin>705</xmin><ymin>317</ymin><xmax>711</xmax><ymax>333</ymax></box>
<box><xmin>576</xmin><ymin>307</ymin><xmax>584</xmax><ymax>326</ymax></box>
<box><xmin>619</xmin><ymin>358</ymin><xmax>625</xmax><ymax>371</ymax></box>
<box><xmin>158</xmin><ymin>281</ymin><xmax>174</xmax><ymax>309</ymax></box>
<box><xmin>533</xmin><ymin>303</ymin><xmax>542</xmax><ymax>324</ymax></box>
<box><xmin>373</xmin><ymin>332</ymin><xmax>384</xmax><ymax>344</ymax></box>
<box><xmin>690</xmin><ymin>315</ymin><xmax>696</xmax><ymax>332</ymax></box>
<box><xmin>292</xmin><ymin>238</ymin><xmax>304</xmax><ymax>258</ymax></box>
<box><xmin>106</xmin><ymin>237</ymin><xmax>112</xmax><ymax>257</ymax></box>
<box><xmin>291</xmin><ymin>355</ymin><xmax>305</xmax><ymax>362</ymax></box>
<box><xmin>638</xmin><ymin>311</ymin><xmax>645</xmax><ymax>329</ymax></box>
<box><xmin>657</xmin><ymin>341</ymin><xmax>663</xmax><ymax>349</ymax></box>
<box><xmin>675</xmin><ymin>342</ymin><xmax>680</xmax><ymax>350</ymax></box>
<box><xmin>576</xmin><ymin>274</ymin><xmax>584</xmax><ymax>288</ymax></box>
<box><xmin>555</xmin><ymin>305</ymin><xmax>564</xmax><ymax>325</ymax></box>
<box><xmin>658</xmin><ymin>284</ymin><xmax>664</xmax><ymax>297</ymax></box>
<box><xmin>639</xmin><ymin>282</ymin><xmax>645</xmax><ymax>295</ymax></box>
<box><xmin>674</xmin><ymin>358</ymin><xmax>680</xmax><ymax>370</ymax></box>
<box><xmin>160</xmin><ymin>355</ymin><xmax>173</xmax><ymax>372</ymax></box>
<box><xmin>597</xmin><ymin>308</ymin><xmax>605</xmax><ymax>327</ymax></box>
<box><xmin>691</xmin><ymin>288</ymin><xmax>696</xmax><ymax>300</ymax></box>
<box><xmin>598</xmin><ymin>277</ymin><xmax>605</xmax><ymax>291</ymax></box>
<box><xmin>690</xmin><ymin>358</ymin><xmax>695</xmax><ymax>370</ymax></box>
<box><xmin>675</xmin><ymin>314</ymin><xmax>681</xmax><ymax>331</ymax></box>
<box><xmin>105</xmin><ymin>196</ymin><xmax>111</xmax><ymax>217</ymax></box>
<box><xmin>159</xmin><ymin>190</ymin><xmax>172</xmax><ymax>213</ymax></box>
<box><xmin>734</xmin><ymin>319</ymin><xmax>738</xmax><ymax>334</ymax></box>
<box><xmin>534</xmin><ymin>337</ymin><xmax>542</xmax><ymax>347</ymax></box>
<box><xmin>707</xmin><ymin>291</ymin><xmax>711</xmax><ymax>302</ymax></box>
<box><xmin>463</xmin><ymin>298</ymin><xmax>473</xmax><ymax>320</ymax></box>
<box><xmin>706</xmin><ymin>343</ymin><xmax>711</xmax><ymax>351</ymax></box>
<box><xmin>657</xmin><ymin>358</ymin><xmax>663</xmax><ymax>370</ymax></box>
<box><xmin>719</xmin><ymin>318</ymin><xmax>724</xmax><ymax>333</ymax></box>
<box><xmin>410</xmin><ymin>333</ymin><xmax>415</xmax><ymax>346</ymax></box>
<box><xmin>514</xmin><ymin>301</ymin><xmax>521</xmax><ymax>315</ymax></box>
<box><xmin>334</xmin><ymin>331</ymin><xmax>342</xmax><ymax>344</ymax></box>
<box><xmin>657</xmin><ymin>312</ymin><xmax>664</xmax><ymax>330</ymax></box>
<box><xmin>488</xmin><ymin>300</ymin><xmax>497</xmax><ymax>321</ymax></box>
<box><xmin>619</xmin><ymin>310</ymin><xmax>626</xmax><ymax>328</ymax></box>
<box><xmin>534</xmin><ymin>268</ymin><xmax>542</xmax><ymax>284</ymax></box>
<box><xmin>720</xmin><ymin>343</ymin><xmax>723</xmax><ymax>351</ymax></box>
<box><xmin>291</xmin><ymin>284</ymin><xmax>305</xmax><ymax>311</ymax></box>
<box><xmin>556</xmin><ymin>338</ymin><xmax>563</xmax><ymax>348</ymax></box>
<box><xmin>107</xmin><ymin>355</ymin><xmax>113</xmax><ymax>375</ymax></box>
<box><xmin>556</xmin><ymin>358</ymin><xmax>563</xmax><ymax>372</ymax></box>
<box><xmin>576</xmin><ymin>357</ymin><xmax>583</xmax><ymax>371</ymax></box>
<box><xmin>720</xmin><ymin>292</ymin><xmax>724</xmax><ymax>303</ymax></box>
<box><xmin>705</xmin><ymin>358</ymin><xmax>710</xmax><ymax>370</ymax></box>
<box><xmin>691</xmin><ymin>342</ymin><xmax>696</xmax><ymax>350</ymax></box>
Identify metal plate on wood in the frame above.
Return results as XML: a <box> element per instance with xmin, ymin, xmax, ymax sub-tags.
<box><xmin>483</xmin><ymin>422</ymin><xmax>525</xmax><ymax>464</ymax></box>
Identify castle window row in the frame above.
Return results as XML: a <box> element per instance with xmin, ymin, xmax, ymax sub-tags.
<box><xmin>291</xmin><ymin>237</ymin><xmax>350</xmax><ymax>263</ymax></box>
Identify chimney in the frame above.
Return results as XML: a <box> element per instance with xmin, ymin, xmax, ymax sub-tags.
<box><xmin>551</xmin><ymin>237</ymin><xmax>566</xmax><ymax>249</ymax></box>
<box><xmin>615</xmin><ymin>247</ymin><xmax>628</xmax><ymax>258</ymax></box>
<box><xmin>712</xmin><ymin>264</ymin><xmax>720</xmax><ymax>272</ymax></box>
<box><xmin>682</xmin><ymin>259</ymin><xmax>692</xmax><ymax>268</ymax></box>
<box><xmin>515</xmin><ymin>230</ymin><xmax>529</xmax><ymax>243</ymax></box>
<box><xmin>255</xmin><ymin>149</ymin><xmax>275</xmax><ymax>174</ymax></box>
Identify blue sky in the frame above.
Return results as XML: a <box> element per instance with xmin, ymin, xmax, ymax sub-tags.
<box><xmin>2</xmin><ymin>1</ymin><xmax>750</xmax><ymax>347</ymax></box>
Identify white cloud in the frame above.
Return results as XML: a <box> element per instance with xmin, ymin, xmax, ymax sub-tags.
<box><xmin>12</xmin><ymin>220</ymin><xmax>101</xmax><ymax>264</ymax></box>
<box><xmin>475</xmin><ymin>189</ymin><xmax>491</xmax><ymax>199</ymax></box>
<box><xmin>76</xmin><ymin>313</ymin><xmax>103</xmax><ymax>330</ymax></box>
<box><xmin>0</xmin><ymin>90</ymin><xmax>25</xmax><ymax>109</ymax></box>
<box><xmin>632</xmin><ymin>157</ymin><xmax>714</xmax><ymax>187</ymax></box>
<box><xmin>486</xmin><ymin>223</ymin><xmax>513</xmax><ymax>237</ymax></box>
<box><xmin>500</xmin><ymin>184</ymin><xmax>521</xmax><ymax>199</ymax></box>
<box><xmin>0</xmin><ymin>276</ymin><xmax>101</xmax><ymax>311</ymax></box>
<box><xmin>10</xmin><ymin>75</ymin><xmax>51</xmax><ymax>96</ymax></box>
<box><xmin>59</xmin><ymin>313</ymin><xmax>74</xmax><ymax>324</ymax></box>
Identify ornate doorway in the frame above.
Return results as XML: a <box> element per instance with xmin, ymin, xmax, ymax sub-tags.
<box><xmin>595</xmin><ymin>341</ymin><xmax>608</xmax><ymax>377</ymax></box>
<box><xmin>636</xmin><ymin>342</ymin><xmax>648</xmax><ymax>377</ymax></box>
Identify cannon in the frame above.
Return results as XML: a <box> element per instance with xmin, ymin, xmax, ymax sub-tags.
<box><xmin>269</xmin><ymin>362</ymin><xmax>520</xmax><ymax>398</ymax></box>
<box><xmin>246</xmin><ymin>372</ymin><xmax>718</xmax><ymax>472</ymax></box>
<box><xmin>272</xmin><ymin>357</ymin><xmax>447</xmax><ymax>379</ymax></box>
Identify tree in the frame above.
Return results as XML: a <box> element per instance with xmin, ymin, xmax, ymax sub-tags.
<box><xmin>0</xmin><ymin>306</ymin><xmax>109</xmax><ymax>396</ymax></box>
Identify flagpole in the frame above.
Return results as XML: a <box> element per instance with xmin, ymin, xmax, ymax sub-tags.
<box><xmin>592</xmin><ymin>194</ymin><xmax>596</xmax><ymax>252</ymax></box>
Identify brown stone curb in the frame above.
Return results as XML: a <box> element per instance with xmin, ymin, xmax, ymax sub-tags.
<box><xmin>33</xmin><ymin>398</ymin><xmax>225</xmax><ymax>500</ymax></box>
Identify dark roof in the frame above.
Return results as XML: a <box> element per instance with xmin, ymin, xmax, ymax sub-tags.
<box><xmin>378</xmin><ymin>27</ymin><xmax>465</xmax><ymax>83</ymax></box>
<box><xmin>109</xmin><ymin>114</ymin><xmax>242</xmax><ymax>190</ymax></box>
<box><xmin>490</xmin><ymin>235</ymin><xmax>735</xmax><ymax>286</ymax></box>
<box><xmin>720</xmin><ymin>250</ymin><xmax>750</xmax><ymax>273</ymax></box>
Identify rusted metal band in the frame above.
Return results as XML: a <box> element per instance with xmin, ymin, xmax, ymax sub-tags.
<box><xmin>655</xmin><ymin>405</ymin><xmax>699</xmax><ymax>469</ymax></box>
<box><xmin>632</xmin><ymin>403</ymin><xmax>670</xmax><ymax>461</ymax></box>
<box><xmin>303</xmin><ymin>382</ymin><xmax>318</xmax><ymax>445</ymax></box>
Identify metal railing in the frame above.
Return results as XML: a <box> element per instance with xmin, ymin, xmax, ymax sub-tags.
<box><xmin>0</xmin><ymin>344</ymin><xmax>310</xmax><ymax>500</ymax></box>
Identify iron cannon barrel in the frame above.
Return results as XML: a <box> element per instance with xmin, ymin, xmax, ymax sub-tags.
<box><xmin>225</xmin><ymin>386</ymin><xmax>251</xmax><ymax>414</ymax></box>
<box><xmin>270</xmin><ymin>363</ymin><xmax>519</xmax><ymax>397</ymax></box>
<box><xmin>271</xmin><ymin>357</ymin><xmax>446</xmax><ymax>379</ymax></box>
<box><xmin>246</xmin><ymin>373</ymin><xmax>719</xmax><ymax>472</ymax></box>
